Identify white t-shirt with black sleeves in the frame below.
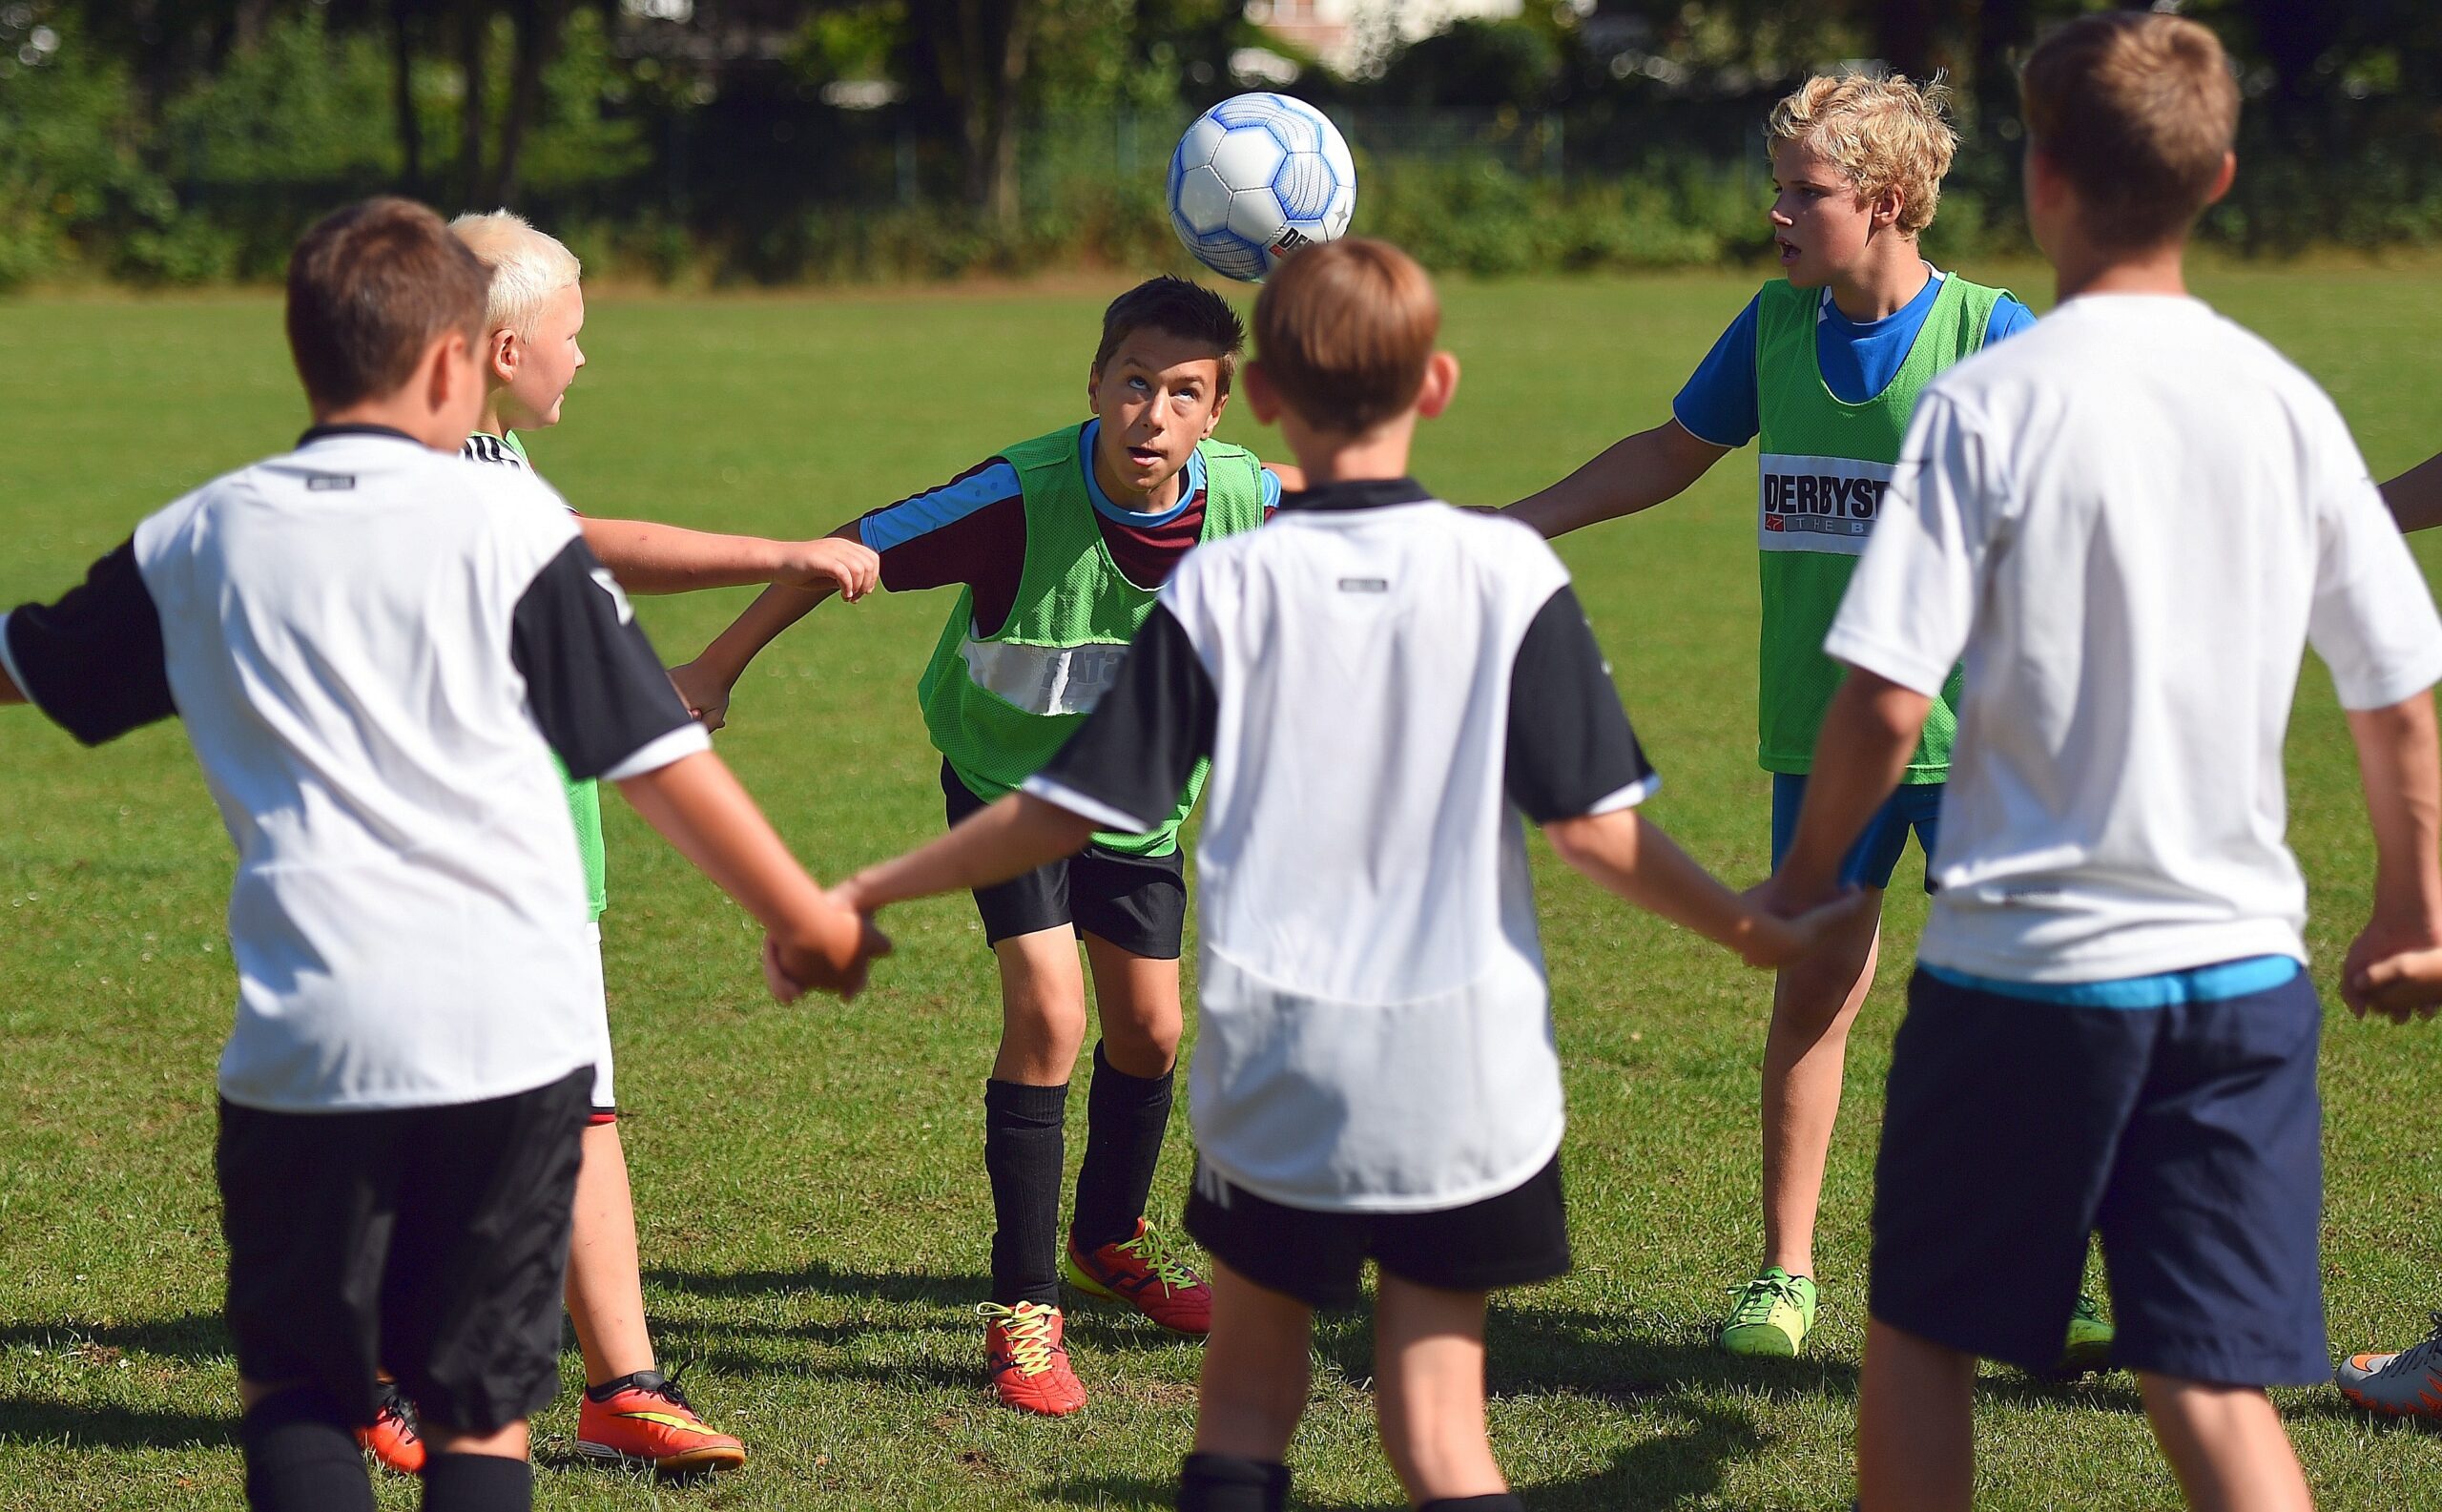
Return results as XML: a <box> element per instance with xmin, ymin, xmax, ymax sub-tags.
<box><xmin>1026</xmin><ymin>478</ymin><xmax>1655</xmax><ymax>1213</ymax></box>
<box><xmin>0</xmin><ymin>425</ymin><xmax>710</xmax><ymax>1112</ymax></box>
<box><xmin>1826</xmin><ymin>295</ymin><xmax>2442</xmax><ymax>984</ymax></box>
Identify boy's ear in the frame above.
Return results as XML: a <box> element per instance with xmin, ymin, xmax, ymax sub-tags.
<box><xmin>1415</xmin><ymin>351</ymin><xmax>1460</xmax><ymax>420</ymax></box>
<box><xmin>1871</xmin><ymin>184</ymin><xmax>1905</xmax><ymax>232</ymax></box>
<box><xmin>1203</xmin><ymin>381</ymin><xmax>1229</xmax><ymax>437</ymax></box>
<box><xmin>1241</xmin><ymin>361</ymin><xmax>1281</xmax><ymax>425</ymax></box>
<box><xmin>421</xmin><ymin>329</ymin><xmax>466</xmax><ymax>417</ymax></box>
<box><xmin>487</xmin><ymin>325</ymin><xmax>519</xmax><ymax>386</ymax></box>
<box><xmin>1085</xmin><ymin>365</ymin><xmax>1101</xmax><ymax>414</ymax></box>
<box><xmin>2204</xmin><ymin>149</ymin><xmax>2237</xmax><ymax>207</ymax></box>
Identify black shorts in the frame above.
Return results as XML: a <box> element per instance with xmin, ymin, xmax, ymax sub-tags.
<box><xmin>1872</xmin><ymin>967</ymin><xmax>2328</xmax><ymax>1385</ymax></box>
<box><xmin>1184</xmin><ymin>1155</ymin><xmax>1571</xmax><ymax>1312</ymax></box>
<box><xmin>217</xmin><ymin>1067</ymin><xmax>590</xmax><ymax>1433</ymax></box>
<box><xmin>942</xmin><ymin>760</ymin><xmax>1186</xmax><ymax>960</ymax></box>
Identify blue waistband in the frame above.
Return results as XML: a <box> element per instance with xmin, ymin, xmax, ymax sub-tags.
<box><xmin>1919</xmin><ymin>955</ymin><xmax>2302</xmax><ymax>1010</ymax></box>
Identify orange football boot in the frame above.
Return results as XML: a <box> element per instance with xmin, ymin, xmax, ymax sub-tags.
<box><xmin>1064</xmin><ymin>1218</ymin><xmax>1213</xmax><ymax>1335</ymax></box>
<box><xmin>357</xmin><ymin>1379</ymin><xmax>425</xmax><ymax>1475</ymax></box>
<box><xmin>980</xmin><ymin>1301</ymin><xmax>1087</xmax><ymax>1416</ymax></box>
<box><xmin>574</xmin><ymin>1369</ymin><xmax>746</xmax><ymax>1475</ymax></box>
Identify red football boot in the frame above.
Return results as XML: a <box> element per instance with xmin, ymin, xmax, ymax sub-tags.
<box><xmin>357</xmin><ymin>1380</ymin><xmax>425</xmax><ymax>1475</ymax></box>
<box><xmin>980</xmin><ymin>1301</ymin><xmax>1088</xmax><ymax>1417</ymax></box>
<box><xmin>1063</xmin><ymin>1218</ymin><xmax>1213</xmax><ymax>1335</ymax></box>
<box><xmin>574</xmin><ymin>1368</ymin><xmax>747</xmax><ymax>1475</ymax></box>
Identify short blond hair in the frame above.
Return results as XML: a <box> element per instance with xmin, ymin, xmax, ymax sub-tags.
<box><xmin>2020</xmin><ymin>12</ymin><xmax>2238</xmax><ymax>253</ymax></box>
<box><xmin>1768</xmin><ymin>72</ymin><xmax>1957</xmax><ymax>237</ymax></box>
<box><xmin>447</xmin><ymin>210</ymin><xmax>581</xmax><ymax>337</ymax></box>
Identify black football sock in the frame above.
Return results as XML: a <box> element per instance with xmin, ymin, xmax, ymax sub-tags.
<box><xmin>1072</xmin><ymin>1041</ymin><xmax>1176</xmax><ymax>1253</ymax></box>
<box><xmin>238</xmin><ymin>1388</ymin><xmax>376</xmax><ymax>1512</ymax></box>
<box><xmin>1177</xmin><ymin>1452</ymin><xmax>1291</xmax><ymax>1512</ymax></box>
<box><xmin>1418</xmin><ymin>1497</ymin><xmax>1523</xmax><ymax>1512</ymax></box>
<box><xmin>420</xmin><ymin>1451</ymin><xmax>532</xmax><ymax>1512</ymax></box>
<box><xmin>983</xmin><ymin>1078</ymin><xmax>1069</xmax><ymax>1307</ymax></box>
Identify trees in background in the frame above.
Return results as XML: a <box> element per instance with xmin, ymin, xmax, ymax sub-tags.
<box><xmin>2</xmin><ymin>0</ymin><xmax>2438</xmax><ymax>285</ymax></box>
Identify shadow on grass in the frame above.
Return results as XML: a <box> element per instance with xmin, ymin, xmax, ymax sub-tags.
<box><xmin>641</xmin><ymin>1258</ymin><xmax>989</xmax><ymax>1311</ymax></box>
<box><xmin>1037</xmin><ymin>1397</ymin><xmax>1773</xmax><ymax>1511</ymax></box>
<box><xmin>0</xmin><ymin>1394</ymin><xmax>233</xmax><ymax>1451</ymax></box>
<box><xmin>0</xmin><ymin>1314</ymin><xmax>231</xmax><ymax>1365</ymax></box>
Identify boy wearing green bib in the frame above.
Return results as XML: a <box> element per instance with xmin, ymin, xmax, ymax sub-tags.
<box><xmin>1508</xmin><ymin>75</ymin><xmax>2094</xmax><ymax>1363</ymax></box>
<box><xmin>677</xmin><ymin>279</ymin><xmax>1298</xmax><ymax>1415</ymax></box>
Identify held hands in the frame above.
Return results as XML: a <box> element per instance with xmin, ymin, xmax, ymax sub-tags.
<box><xmin>669</xmin><ymin>659</ymin><xmax>733</xmax><ymax>733</ymax></box>
<box><xmin>1741</xmin><ymin>871</ymin><xmax>1875</xmax><ymax>970</ymax></box>
<box><xmin>2342</xmin><ymin>909</ymin><xmax>2442</xmax><ymax>1023</ymax></box>
<box><xmin>776</xmin><ymin>536</ymin><xmax>880</xmax><ymax>601</ymax></box>
<box><xmin>763</xmin><ymin>904</ymin><xmax>893</xmax><ymax>1003</ymax></box>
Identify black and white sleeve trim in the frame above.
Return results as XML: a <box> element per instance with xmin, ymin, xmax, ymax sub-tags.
<box><xmin>1025</xmin><ymin>604</ymin><xmax>1218</xmax><ymax>836</ymax></box>
<box><xmin>510</xmin><ymin>537</ymin><xmax>699</xmax><ymax>780</ymax></box>
<box><xmin>1505</xmin><ymin>583</ymin><xmax>1657</xmax><ymax>823</ymax></box>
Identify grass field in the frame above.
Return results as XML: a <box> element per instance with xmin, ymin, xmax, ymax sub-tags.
<box><xmin>7</xmin><ymin>268</ymin><xmax>2442</xmax><ymax>1509</ymax></box>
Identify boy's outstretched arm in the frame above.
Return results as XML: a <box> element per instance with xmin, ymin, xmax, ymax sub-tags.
<box><xmin>668</xmin><ymin>523</ymin><xmax>864</xmax><ymax>728</ymax></box>
<box><xmin>614</xmin><ymin>750</ymin><xmax>889</xmax><ymax>999</ymax></box>
<box><xmin>2384</xmin><ymin>452</ymin><xmax>2442</xmax><ymax>534</ymax></box>
<box><xmin>1545</xmin><ymin>808</ymin><xmax>1870</xmax><ymax>966</ymax></box>
<box><xmin>1767</xmin><ymin>668</ymin><xmax>1932</xmax><ymax>909</ymax></box>
<box><xmin>837</xmin><ymin>793</ymin><xmax>1099</xmax><ymax>915</ymax></box>
<box><xmin>581</xmin><ymin>517</ymin><xmax>879</xmax><ymax>599</ymax></box>
<box><xmin>2340</xmin><ymin>690</ymin><xmax>2442</xmax><ymax>1021</ymax></box>
<box><xmin>1505</xmin><ymin>419</ymin><xmax>1728</xmax><ymax>540</ymax></box>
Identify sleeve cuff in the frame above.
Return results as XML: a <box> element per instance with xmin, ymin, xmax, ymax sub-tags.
<box><xmin>600</xmin><ymin>721</ymin><xmax>712</xmax><ymax>781</ymax></box>
<box><xmin>2333</xmin><ymin>645</ymin><xmax>2442</xmax><ymax>714</ymax></box>
<box><xmin>1669</xmin><ymin>397</ymin><xmax>1742</xmax><ymax>451</ymax></box>
<box><xmin>1581</xmin><ymin>772</ymin><xmax>1660</xmax><ymax>817</ymax></box>
<box><xmin>0</xmin><ymin>611</ymin><xmax>23</xmax><ymax>704</ymax></box>
<box><xmin>1821</xmin><ymin>626</ymin><xmax>1956</xmax><ymax>701</ymax></box>
<box><xmin>1021</xmin><ymin>773</ymin><xmax>1158</xmax><ymax>836</ymax></box>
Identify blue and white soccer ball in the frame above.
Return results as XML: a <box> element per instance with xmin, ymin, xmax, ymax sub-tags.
<box><xmin>1168</xmin><ymin>93</ymin><xmax>1357</xmax><ymax>282</ymax></box>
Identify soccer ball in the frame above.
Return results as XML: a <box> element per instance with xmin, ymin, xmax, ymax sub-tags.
<box><xmin>1167</xmin><ymin>93</ymin><xmax>1357</xmax><ymax>282</ymax></box>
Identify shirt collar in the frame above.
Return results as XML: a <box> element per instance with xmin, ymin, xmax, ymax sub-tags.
<box><xmin>1275</xmin><ymin>476</ymin><xmax>1434</xmax><ymax>512</ymax></box>
<box><xmin>297</xmin><ymin>423</ymin><xmax>423</xmax><ymax>449</ymax></box>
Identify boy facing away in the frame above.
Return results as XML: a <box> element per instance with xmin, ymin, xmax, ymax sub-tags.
<box><xmin>332</xmin><ymin>209</ymin><xmax>880</xmax><ymax>1478</ymax></box>
<box><xmin>672</xmin><ymin>279</ymin><xmax>1300</xmax><ymax>1415</ymax></box>
<box><xmin>1502</xmin><ymin>72</ymin><xmax>2085</xmax><ymax>1362</ymax></box>
<box><xmin>0</xmin><ymin>198</ymin><xmax>882</xmax><ymax>1512</ymax></box>
<box><xmin>1767</xmin><ymin>17</ymin><xmax>2442</xmax><ymax>1508</ymax></box>
<box><xmin>831</xmin><ymin>238</ymin><xmax>1867</xmax><ymax>1512</ymax></box>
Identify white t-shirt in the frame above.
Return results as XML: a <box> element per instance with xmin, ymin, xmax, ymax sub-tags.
<box><xmin>0</xmin><ymin>427</ymin><xmax>709</xmax><ymax>1111</ymax></box>
<box><xmin>1826</xmin><ymin>295</ymin><xmax>2442</xmax><ymax>983</ymax></box>
<box><xmin>1023</xmin><ymin>480</ymin><xmax>1656</xmax><ymax>1212</ymax></box>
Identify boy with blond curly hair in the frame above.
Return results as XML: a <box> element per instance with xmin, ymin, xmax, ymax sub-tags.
<box><xmin>1505</xmin><ymin>73</ymin><xmax>2083</xmax><ymax>1361</ymax></box>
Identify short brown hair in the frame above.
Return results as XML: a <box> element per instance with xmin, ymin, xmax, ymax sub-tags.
<box><xmin>1252</xmin><ymin>238</ymin><xmax>1438</xmax><ymax>437</ymax></box>
<box><xmin>286</xmin><ymin>197</ymin><xmax>493</xmax><ymax>408</ymax></box>
<box><xmin>1092</xmin><ymin>275</ymin><xmax>1246</xmax><ymax>393</ymax></box>
<box><xmin>1768</xmin><ymin>72</ymin><xmax>1957</xmax><ymax>238</ymax></box>
<box><xmin>2019</xmin><ymin>12</ymin><xmax>2239</xmax><ymax>253</ymax></box>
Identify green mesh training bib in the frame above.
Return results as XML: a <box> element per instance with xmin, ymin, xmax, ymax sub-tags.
<box><xmin>492</xmin><ymin>428</ymin><xmax>609</xmax><ymax>920</ymax></box>
<box><xmin>917</xmin><ymin>422</ymin><xmax>1266</xmax><ymax>857</ymax></box>
<box><xmin>1753</xmin><ymin>274</ymin><xmax>2003</xmax><ymax>780</ymax></box>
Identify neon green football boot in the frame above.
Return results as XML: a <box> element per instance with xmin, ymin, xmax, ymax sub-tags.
<box><xmin>2054</xmin><ymin>1290</ymin><xmax>2115</xmax><ymax>1375</ymax></box>
<box><xmin>1719</xmin><ymin>1267</ymin><xmax>1818</xmax><ymax>1357</ymax></box>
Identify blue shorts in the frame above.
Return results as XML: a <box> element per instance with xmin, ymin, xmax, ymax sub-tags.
<box><xmin>1769</xmin><ymin>774</ymin><xmax>1942</xmax><ymax>893</ymax></box>
<box><xmin>1870</xmin><ymin>965</ymin><xmax>2328</xmax><ymax>1385</ymax></box>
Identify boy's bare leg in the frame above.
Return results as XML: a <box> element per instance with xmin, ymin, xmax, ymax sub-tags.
<box><xmin>1857</xmin><ymin>1317</ymin><xmax>1975</xmax><ymax>1512</ymax></box>
<box><xmin>565</xmin><ymin>1121</ymin><xmax>654</xmax><ymax>1385</ymax></box>
<box><xmin>1761</xmin><ymin>899</ymin><xmax>1883</xmax><ymax>1276</ymax></box>
<box><xmin>1193</xmin><ymin>1260</ymin><xmax>1314</xmax><ymax>1459</ymax></box>
<box><xmin>1082</xmin><ymin>934</ymin><xmax>1184</xmax><ymax>1077</ymax></box>
<box><xmin>421</xmin><ymin>1420</ymin><xmax>529</xmax><ymax>1459</ymax></box>
<box><xmin>993</xmin><ymin>928</ymin><xmax>1090</xmax><ymax>1084</ymax></box>
<box><xmin>1374</xmin><ymin>1274</ymin><xmax>1505</xmax><ymax>1503</ymax></box>
<box><xmin>2139</xmin><ymin>1375</ymin><xmax>2313</xmax><ymax>1512</ymax></box>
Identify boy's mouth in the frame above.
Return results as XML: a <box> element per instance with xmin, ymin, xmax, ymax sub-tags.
<box><xmin>1126</xmin><ymin>445</ymin><xmax>1165</xmax><ymax>469</ymax></box>
<box><xmin>1776</xmin><ymin>235</ymin><xmax>1801</xmax><ymax>264</ymax></box>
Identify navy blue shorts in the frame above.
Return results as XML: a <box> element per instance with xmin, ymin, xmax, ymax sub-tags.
<box><xmin>1871</xmin><ymin>965</ymin><xmax>2328</xmax><ymax>1385</ymax></box>
<box><xmin>1769</xmin><ymin>774</ymin><xmax>1941</xmax><ymax>893</ymax></box>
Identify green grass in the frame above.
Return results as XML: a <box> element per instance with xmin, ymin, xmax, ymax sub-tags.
<box><xmin>7</xmin><ymin>267</ymin><xmax>2442</xmax><ymax>1508</ymax></box>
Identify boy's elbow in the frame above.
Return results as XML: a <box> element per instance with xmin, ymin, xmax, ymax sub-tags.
<box><xmin>1543</xmin><ymin>810</ymin><xmax>1633</xmax><ymax>872</ymax></box>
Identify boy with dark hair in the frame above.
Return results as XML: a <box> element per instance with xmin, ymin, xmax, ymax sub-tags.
<box><xmin>674</xmin><ymin>275</ymin><xmax>1299</xmax><ymax>1415</ymax></box>
<box><xmin>0</xmin><ymin>197</ymin><xmax>883</xmax><ymax>1512</ymax></box>
<box><xmin>827</xmin><ymin>237</ymin><xmax>1867</xmax><ymax>1512</ymax></box>
<box><xmin>1503</xmin><ymin>72</ymin><xmax>2066</xmax><ymax>1362</ymax></box>
<box><xmin>1764</xmin><ymin>17</ymin><xmax>2442</xmax><ymax>1506</ymax></box>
